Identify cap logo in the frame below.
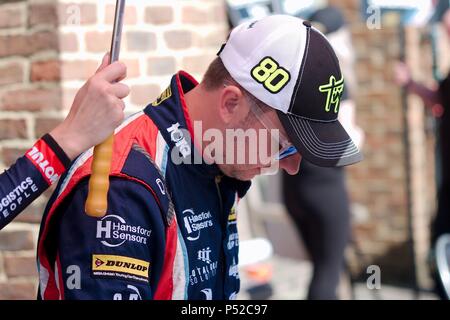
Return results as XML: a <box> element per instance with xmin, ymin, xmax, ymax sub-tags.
<box><xmin>319</xmin><ymin>75</ymin><xmax>344</xmax><ymax>113</ymax></box>
<box><xmin>251</xmin><ymin>57</ymin><xmax>291</xmax><ymax>94</ymax></box>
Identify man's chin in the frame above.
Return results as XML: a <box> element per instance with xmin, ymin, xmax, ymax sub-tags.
<box><xmin>230</xmin><ymin>168</ymin><xmax>262</xmax><ymax>181</ymax></box>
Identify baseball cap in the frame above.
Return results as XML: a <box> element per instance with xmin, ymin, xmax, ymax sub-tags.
<box><xmin>218</xmin><ymin>14</ymin><xmax>362</xmax><ymax>167</ymax></box>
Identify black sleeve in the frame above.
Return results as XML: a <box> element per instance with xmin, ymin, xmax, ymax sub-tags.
<box><xmin>0</xmin><ymin>134</ymin><xmax>71</xmax><ymax>230</ymax></box>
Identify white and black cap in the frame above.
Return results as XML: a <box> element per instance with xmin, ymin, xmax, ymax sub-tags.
<box><xmin>218</xmin><ymin>14</ymin><xmax>362</xmax><ymax>167</ymax></box>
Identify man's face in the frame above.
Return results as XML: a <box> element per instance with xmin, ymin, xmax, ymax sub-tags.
<box><xmin>216</xmin><ymin>98</ymin><xmax>302</xmax><ymax>181</ymax></box>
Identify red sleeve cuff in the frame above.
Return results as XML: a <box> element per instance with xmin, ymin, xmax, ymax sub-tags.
<box><xmin>25</xmin><ymin>136</ymin><xmax>70</xmax><ymax>185</ymax></box>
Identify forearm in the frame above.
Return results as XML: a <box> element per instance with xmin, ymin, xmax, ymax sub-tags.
<box><xmin>0</xmin><ymin>134</ymin><xmax>70</xmax><ymax>230</ymax></box>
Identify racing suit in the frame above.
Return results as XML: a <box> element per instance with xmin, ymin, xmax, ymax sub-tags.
<box><xmin>37</xmin><ymin>71</ymin><xmax>251</xmax><ymax>300</ymax></box>
<box><xmin>0</xmin><ymin>134</ymin><xmax>71</xmax><ymax>230</ymax></box>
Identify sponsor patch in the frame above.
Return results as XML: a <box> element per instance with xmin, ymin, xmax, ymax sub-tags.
<box><xmin>182</xmin><ymin>209</ymin><xmax>213</xmax><ymax>241</ymax></box>
<box><xmin>26</xmin><ymin>140</ymin><xmax>65</xmax><ymax>185</ymax></box>
<box><xmin>228</xmin><ymin>207</ymin><xmax>237</xmax><ymax>223</ymax></box>
<box><xmin>96</xmin><ymin>214</ymin><xmax>152</xmax><ymax>248</ymax></box>
<box><xmin>152</xmin><ymin>86</ymin><xmax>172</xmax><ymax>107</ymax></box>
<box><xmin>92</xmin><ymin>254</ymin><xmax>150</xmax><ymax>283</ymax></box>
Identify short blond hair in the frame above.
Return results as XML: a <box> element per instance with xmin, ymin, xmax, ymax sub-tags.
<box><xmin>202</xmin><ymin>57</ymin><xmax>271</xmax><ymax>113</ymax></box>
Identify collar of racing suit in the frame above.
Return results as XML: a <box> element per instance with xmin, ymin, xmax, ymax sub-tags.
<box><xmin>146</xmin><ymin>71</ymin><xmax>251</xmax><ymax>199</ymax></box>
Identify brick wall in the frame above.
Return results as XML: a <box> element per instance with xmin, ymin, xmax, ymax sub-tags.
<box><xmin>329</xmin><ymin>0</ymin><xmax>449</xmax><ymax>288</ymax></box>
<box><xmin>0</xmin><ymin>0</ymin><xmax>228</xmax><ymax>299</ymax></box>
<box><xmin>1</xmin><ymin>0</ymin><xmax>446</xmax><ymax>299</ymax></box>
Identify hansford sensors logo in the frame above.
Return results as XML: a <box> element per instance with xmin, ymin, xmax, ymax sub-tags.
<box><xmin>96</xmin><ymin>214</ymin><xmax>152</xmax><ymax>247</ymax></box>
<box><xmin>182</xmin><ymin>209</ymin><xmax>213</xmax><ymax>241</ymax></box>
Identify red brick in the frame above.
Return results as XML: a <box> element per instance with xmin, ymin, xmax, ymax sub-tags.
<box><xmin>105</xmin><ymin>5</ymin><xmax>137</xmax><ymax>24</ymax></box>
<box><xmin>0</xmin><ymin>62</ymin><xmax>24</xmax><ymax>86</ymax></box>
<box><xmin>0</xmin><ymin>34</ymin><xmax>30</xmax><ymax>57</ymax></box>
<box><xmin>1</xmin><ymin>147</ymin><xmax>27</xmax><ymax>167</ymax></box>
<box><xmin>130</xmin><ymin>84</ymin><xmax>161</xmax><ymax>106</ymax></box>
<box><xmin>28</xmin><ymin>3</ymin><xmax>58</xmax><ymax>27</ymax></box>
<box><xmin>85</xmin><ymin>31</ymin><xmax>113</xmax><ymax>53</ymax></box>
<box><xmin>0</xmin><ymin>281</ymin><xmax>36</xmax><ymax>300</ymax></box>
<box><xmin>14</xmin><ymin>190</ymin><xmax>52</xmax><ymax>224</ymax></box>
<box><xmin>58</xmin><ymin>33</ymin><xmax>79</xmax><ymax>52</ymax></box>
<box><xmin>0</xmin><ymin>230</ymin><xmax>34</xmax><ymax>251</ymax></box>
<box><xmin>61</xmin><ymin>60</ymin><xmax>99</xmax><ymax>80</ymax></box>
<box><xmin>182</xmin><ymin>54</ymin><xmax>215</xmax><ymax>74</ymax></box>
<box><xmin>147</xmin><ymin>57</ymin><xmax>176</xmax><ymax>76</ymax></box>
<box><xmin>145</xmin><ymin>6</ymin><xmax>173</xmax><ymax>25</ymax></box>
<box><xmin>58</xmin><ymin>3</ymin><xmax>97</xmax><ymax>25</ymax></box>
<box><xmin>0</xmin><ymin>87</ymin><xmax>61</xmax><ymax>112</ymax></box>
<box><xmin>0</xmin><ymin>119</ymin><xmax>27</xmax><ymax>140</ymax></box>
<box><xmin>200</xmin><ymin>28</ymin><xmax>228</xmax><ymax>47</ymax></box>
<box><xmin>211</xmin><ymin>3</ymin><xmax>227</xmax><ymax>23</ymax></box>
<box><xmin>123</xmin><ymin>59</ymin><xmax>140</xmax><ymax>78</ymax></box>
<box><xmin>14</xmin><ymin>203</ymin><xmax>46</xmax><ymax>224</ymax></box>
<box><xmin>182</xmin><ymin>6</ymin><xmax>210</xmax><ymax>24</ymax></box>
<box><xmin>126</xmin><ymin>32</ymin><xmax>157</xmax><ymax>52</ymax></box>
<box><xmin>0</xmin><ymin>4</ymin><xmax>24</xmax><ymax>28</ymax></box>
<box><xmin>4</xmin><ymin>254</ymin><xmax>38</xmax><ymax>278</ymax></box>
<box><xmin>35</xmin><ymin>117</ymin><xmax>64</xmax><ymax>138</ymax></box>
<box><xmin>32</xmin><ymin>31</ymin><xmax>59</xmax><ymax>53</ymax></box>
<box><xmin>31</xmin><ymin>60</ymin><xmax>61</xmax><ymax>82</ymax></box>
<box><xmin>0</xmin><ymin>31</ymin><xmax>58</xmax><ymax>57</ymax></box>
<box><xmin>62</xmin><ymin>58</ymin><xmax>138</xmax><ymax>80</ymax></box>
<box><xmin>164</xmin><ymin>30</ymin><xmax>193</xmax><ymax>50</ymax></box>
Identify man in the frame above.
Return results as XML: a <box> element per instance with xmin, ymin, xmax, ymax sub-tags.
<box><xmin>37</xmin><ymin>15</ymin><xmax>362</xmax><ymax>300</ymax></box>
<box><xmin>0</xmin><ymin>53</ymin><xmax>128</xmax><ymax>230</ymax></box>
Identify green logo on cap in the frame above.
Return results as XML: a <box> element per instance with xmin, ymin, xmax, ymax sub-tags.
<box><xmin>319</xmin><ymin>75</ymin><xmax>344</xmax><ymax>113</ymax></box>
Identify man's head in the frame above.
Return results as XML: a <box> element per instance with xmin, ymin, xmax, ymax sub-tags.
<box><xmin>194</xmin><ymin>14</ymin><xmax>362</xmax><ymax>180</ymax></box>
<box><xmin>200</xmin><ymin>57</ymin><xmax>302</xmax><ymax>181</ymax></box>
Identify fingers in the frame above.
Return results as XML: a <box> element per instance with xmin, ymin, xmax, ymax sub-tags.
<box><xmin>96</xmin><ymin>52</ymin><xmax>110</xmax><ymax>74</ymax></box>
<box><xmin>98</xmin><ymin>61</ymin><xmax>127</xmax><ymax>83</ymax></box>
<box><xmin>393</xmin><ymin>62</ymin><xmax>410</xmax><ymax>85</ymax></box>
<box><xmin>110</xmin><ymin>83</ymin><xmax>130</xmax><ymax>100</ymax></box>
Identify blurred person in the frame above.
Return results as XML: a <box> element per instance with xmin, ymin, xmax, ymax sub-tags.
<box><xmin>282</xmin><ymin>6</ymin><xmax>364</xmax><ymax>300</ymax></box>
<box><xmin>0</xmin><ymin>53</ymin><xmax>128</xmax><ymax>231</ymax></box>
<box><xmin>394</xmin><ymin>1</ymin><xmax>450</xmax><ymax>299</ymax></box>
<box><xmin>36</xmin><ymin>15</ymin><xmax>362</xmax><ymax>300</ymax></box>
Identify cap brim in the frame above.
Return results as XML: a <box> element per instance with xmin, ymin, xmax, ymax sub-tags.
<box><xmin>277</xmin><ymin>111</ymin><xmax>363</xmax><ymax>167</ymax></box>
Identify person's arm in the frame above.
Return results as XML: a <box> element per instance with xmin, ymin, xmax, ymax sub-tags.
<box><xmin>0</xmin><ymin>53</ymin><xmax>129</xmax><ymax>230</ymax></box>
<box><xmin>54</xmin><ymin>178</ymin><xmax>166</xmax><ymax>300</ymax></box>
<box><xmin>0</xmin><ymin>135</ymin><xmax>71</xmax><ymax>230</ymax></box>
<box><xmin>394</xmin><ymin>61</ymin><xmax>442</xmax><ymax>108</ymax></box>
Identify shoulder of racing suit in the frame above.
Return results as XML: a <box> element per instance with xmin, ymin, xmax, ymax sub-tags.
<box><xmin>37</xmin><ymin>109</ymin><xmax>177</xmax><ymax>300</ymax></box>
<box><xmin>37</xmin><ymin>71</ymin><xmax>252</xmax><ymax>300</ymax></box>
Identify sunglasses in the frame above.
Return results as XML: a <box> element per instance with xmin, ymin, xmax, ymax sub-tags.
<box><xmin>247</xmin><ymin>95</ymin><xmax>298</xmax><ymax>161</ymax></box>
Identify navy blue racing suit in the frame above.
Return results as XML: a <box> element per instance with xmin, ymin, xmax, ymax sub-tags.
<box><xmin>37</xmin><ymin>72</ymin><xmax>251</xmax><ymax>300</ymax></box>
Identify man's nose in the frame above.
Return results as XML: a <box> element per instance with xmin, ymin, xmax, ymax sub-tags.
<box><xmin>280</xmin><ymin>153</ymin><xmax>302</xmax><ymax>175</ymax></box>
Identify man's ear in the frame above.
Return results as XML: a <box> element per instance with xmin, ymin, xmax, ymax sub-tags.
<box><xmin>218</xmin><ymin>85</ymin><xmax>249</xmax><ymax>125</ymax></box>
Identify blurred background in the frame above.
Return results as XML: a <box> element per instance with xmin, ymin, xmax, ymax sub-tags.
<box><xmin>0</xmin><ymin>0</ymin><xmax>449</xmax><ymax>300</ymax></box>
